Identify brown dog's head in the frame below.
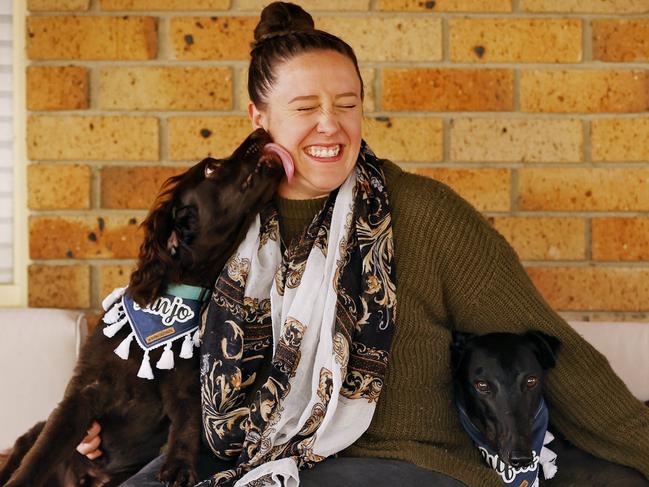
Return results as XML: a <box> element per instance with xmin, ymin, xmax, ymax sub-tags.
<box><xmin>127</xmin><ymin>128</ymin><xmax>293</xmax><ymax>306</ymax></box>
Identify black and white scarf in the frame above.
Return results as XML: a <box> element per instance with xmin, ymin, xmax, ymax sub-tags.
<box><xmin>198</xmin><ymin>142</ymin><xmax>397</xmax><ymax>487</ymax></box>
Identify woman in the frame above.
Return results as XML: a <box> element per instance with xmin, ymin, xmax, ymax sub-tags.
<box><xmin>80</xmin><ymin>3</ymin><xmax>649</xmax><ymax>486</ymax></box>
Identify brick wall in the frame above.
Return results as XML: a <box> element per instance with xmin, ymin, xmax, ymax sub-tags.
<box><xmin>25</xmin><ymin>0</ymin><xmax>649</xmax><ymax>323</ymax></box>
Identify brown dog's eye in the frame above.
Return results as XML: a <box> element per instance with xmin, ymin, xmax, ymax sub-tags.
<box><xmin>204</xmin><ymin>161</ymin><xmax>224</xmax><ymax>178</ymax></box>
<box><xmin>474</xmin><ymin>380</ymin><xmax>490</xmax><ymax>393</ymax></box>
<box><xmin>525</xmin><ymin>376</ymin><xmax>539</xmax><ymax>389</ymax></box>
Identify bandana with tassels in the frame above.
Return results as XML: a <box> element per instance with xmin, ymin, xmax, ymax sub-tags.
<box><xmin>102</xmin><ymin>285</ymin><xmax>208</xmax><ymax>380</ymax></box>
<box><xmin>456</xmin><ymin>398</ymin><xmax>558</xmax><ymax>487</ymax></box>
<box><xmin>198</xmin><ymin>141</ymin><xmax>397</xmax><ymax>487</ymax></box>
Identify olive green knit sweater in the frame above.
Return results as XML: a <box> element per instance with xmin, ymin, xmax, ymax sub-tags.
<box><xmin>274</xmin><ymin>160</ymin><xmax>649</xmax><ymax>487</ymax></box>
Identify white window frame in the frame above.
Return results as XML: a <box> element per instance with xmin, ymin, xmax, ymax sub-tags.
<box><xmin>0</xmin><ymin>0</ymin><xmax>27</xmax><ymax>306</ymax></box>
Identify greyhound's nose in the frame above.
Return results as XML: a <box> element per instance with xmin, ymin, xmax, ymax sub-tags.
<box><xmin>509</xmin><ymin>450</ymin><xmax>534</xmax><ymax>468</ymax></box>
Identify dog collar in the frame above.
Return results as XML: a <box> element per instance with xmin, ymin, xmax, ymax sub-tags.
<box><xmin>166</xmin><ymin>283</ymin><xmax>211</xmax><ymax>302</ymax></box>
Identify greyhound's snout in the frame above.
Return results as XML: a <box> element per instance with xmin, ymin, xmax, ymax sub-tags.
<box><xmin>509</xmin><ymin>449</ymin><xmax>534</xmax><ymax>468</ymax></box>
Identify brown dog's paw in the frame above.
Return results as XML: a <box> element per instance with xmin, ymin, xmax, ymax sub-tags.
<box><xmin>158</xmin><ymin>459</ymin><xmax>198</xmax><ymax>487</ymax></box>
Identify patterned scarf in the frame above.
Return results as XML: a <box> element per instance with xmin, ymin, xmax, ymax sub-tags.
<box><xmin>198</xmin><ymin>142</ymin><xmax>396</xmax><ymax>487</ymax></box>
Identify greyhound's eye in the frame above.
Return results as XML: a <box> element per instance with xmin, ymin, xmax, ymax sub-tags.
<box><xmin>474</xmin><ymin>380</ymin><xmax>491</xmax><ymax>393</ymax></box>
<box><xmin>525</xmin><ymin>376</ymin><xmax>539</xmax><ymax>389</ymax></box>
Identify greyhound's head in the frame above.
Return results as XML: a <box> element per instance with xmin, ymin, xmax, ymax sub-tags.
<box><xmin>451</xmin><ymin>331</ymin><xmax>560</xmax><ymax>469</ymax></box>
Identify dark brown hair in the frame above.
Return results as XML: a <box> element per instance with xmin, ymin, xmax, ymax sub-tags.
<box><xmin>248</xmin><ymin>2</ymin><xmax>364</xmax><ymax>110</ymax></box>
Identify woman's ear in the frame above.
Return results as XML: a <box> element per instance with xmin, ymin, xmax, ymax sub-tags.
<box><xmin>248</xmin><ymin>101</ymin><xmax>266</xmax><ymax>130</ymax></box>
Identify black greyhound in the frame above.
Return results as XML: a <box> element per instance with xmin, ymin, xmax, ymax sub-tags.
<box><xmin>0</xmin><ymin>129</ymin><xmax>293</xmax><ymax>487</ymax></box>
<box><xmin>451</xmin><ymin>330</ymin><xmax>649</xmax><ymax>486</ymax></box>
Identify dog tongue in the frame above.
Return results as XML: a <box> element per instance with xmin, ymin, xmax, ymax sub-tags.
<box><xmin>263</xmin><ymin>143</ymin><xmax>294</xmax><ymax>183</ymax></box>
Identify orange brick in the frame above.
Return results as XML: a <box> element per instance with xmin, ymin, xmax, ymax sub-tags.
<box><xmin>316</xmin><ymin>17</ymin><xmax>442</xmax><ymax>62</ymax></box>
<box><xmin>521</xmin><ymin>70</ymin><xmax>649</xmax><ymax>113</ymax></box>
<box><xmin>493</xmin><ymin>217</ymin><xmax>585</xmax><ymax>260</ymax></box>
<box><xmin>28</xmin><ymin>116</ymin><xmax>159</xmax><ymax>161</ymax></box>
<box><xmin>100</xmin><ymin>0</ymin><xmax>229</xmax><ymax>9</ymax></box>
<box><xmin>242</xmin><ymin>0</ymin><xmax>369</xmax><ymax>8</ymax></box>
<box><xmin>28</xmin><ymin>0</ymin><xmax>89</xmax><ymax>10</ymax></box>
<box><xmin>98</xmin><ymin>67</ymin><xmax>232</xmax><ymax>110</ymax></box>
<box><xmin>363</xmin><ymin>117</ymin><xmax>443</xmax><ymax>162</ymax></box>
<box><xmin>98</xmin><ymin>264</ymin><xmax>135</xmax><ymax>299</ymax></box>
<box><xmin>593</xmin><ymin>20</ymin><xmax>649</xmax><ymax>62</ymax></box>
<box><xmin>30</xmin><ymin>216</ymin><xmax>143</xmax><ymax>259</ymax></box>
<box><xmin>378</xmin><ymin>0</ymin><xmax>511</xmax><ymax>11</ymax></box>
<box><xmin>592</xmin><ymin>119</ymin><xmax>649</xmax><ymax>162</ymax></box>
<box><xmin>28</xmin><ymin>264</ymin><xmax>90</xmax><ymax>309</ymax></box>
<box><xmin>168</xmin><ymin>116</ymin><xmax>251</xmax><ymax>160</ymax></box>
<box><xmin>101</xmin><ymin>166</ymin><xmax>186</xmax><ymax>209</ymax></box>
<box><xmin>27</xmin><ymin>16</ymin><xmax>157</xmax><ymax>60</ymax></box>
<box><xmin>414</xmin><ymin>168</ymin><xmax>510</xmax><ymax>211</ymax></box>
<box><xmin>382</xmin><ymin>69</ymin><xmax>513</xmax><ymax>112</ymax></box>
<box><xmin>592</xmin><ymin>218</ymin><xmax>649</xmax><ymax>261</ymax></box>
<box><xmin>527</xmin><ymin>267</ymin><xmax>649</xmax><ymax>311</ymax></box>
<box><xmin>28</xmin><ymin>164</ymin><xmax>91</xmax><ymax>209</ymax></box>
<box><xmin>450</xmin><ymin>118</ymin><xmax>582</xmax><ymax>162</ymax></box>
<box><xmin>450</xmin><ymin>19</ymin><xmax>581</xmax><ymax>63</ymax></box>
<box><xmin>521</xmin><ymin>0</ymin><xmax>649</xmax><ymax>13</ymax></box>
<box><xmin>171</xmin><ymin>17</ymin><xmax>256</xmax><ymax>60</ymax></box>
<box><xmin>27</xmin><ymin>66</ymin><xmax>88</xmax><ymax>111</ymax></box>
<box><xmin>518</xmin><ymin>168</ymin><xmax>649</xmax><ymax>211</ymax></box>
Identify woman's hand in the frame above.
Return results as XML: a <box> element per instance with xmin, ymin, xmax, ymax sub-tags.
<box><xmin>76</xmin><ymin>421</ymin><xmax>103</xmax><ymax>459</ymax></box>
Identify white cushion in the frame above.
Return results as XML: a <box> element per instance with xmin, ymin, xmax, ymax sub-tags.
<box><xmin>0</xmin><ymin>308</ymin><xmax>86</xmax><ymax>449</ymax></box>
<box><xmin>569</xmin><ymin>320</ymin><xmax>649</xmax><ymax>402</ymax></box>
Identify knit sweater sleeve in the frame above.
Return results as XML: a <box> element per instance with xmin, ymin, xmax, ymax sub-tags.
<box><xmin>443</xmin><ymin>199</ymin><xmax>649</xmax><ymax>478</ymax></box>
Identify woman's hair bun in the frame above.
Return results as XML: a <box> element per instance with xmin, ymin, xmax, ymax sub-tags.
<box><xmin>253</xmin><ymin>2</ymin><xmax>315</xmax><ymax>45</ymax></box>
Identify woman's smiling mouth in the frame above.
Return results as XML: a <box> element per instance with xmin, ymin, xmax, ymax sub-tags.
<box><xmin>304</xmin><ymin>144</ymin><xmax>343</xmax><ymax>161</ymax></box>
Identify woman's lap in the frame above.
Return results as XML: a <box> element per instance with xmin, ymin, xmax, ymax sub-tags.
<box><xmin>118</xmin><ymin>455</ymin><xmax>466</xmax><ymax>487</ymax></box>
<box><xmin>119</xmin><ymin>451</ymin><xmax>649</xmax><ymax>487</ymax></box>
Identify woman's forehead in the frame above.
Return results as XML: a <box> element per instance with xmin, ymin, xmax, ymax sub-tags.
<box><xmin>271</xmin><ymin>51</ymin><xmax>361</xmax><ymax>99</ymax></box>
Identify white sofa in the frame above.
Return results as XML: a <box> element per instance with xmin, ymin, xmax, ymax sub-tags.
<box><xmin>0</xmin><ymin>310</ymin><xmax>647</xmax><ymax>450</ymax></box>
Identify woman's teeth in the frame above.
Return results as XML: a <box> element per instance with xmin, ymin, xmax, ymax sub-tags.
<box><xmin>305</xmin><ymin>145</ymin><xmax>340</xmax><ymax>158</ymax></box>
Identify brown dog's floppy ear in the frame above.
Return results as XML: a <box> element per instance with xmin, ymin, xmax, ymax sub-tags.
<box><xmin>128</xmin><ymin>198</ymin><xmax>176</xmax><ymax>306</ymax></box>
<box><xmin>526</xmin><ymin>330</ymin><xmax>561</xmax><ymax>370</ymax></box>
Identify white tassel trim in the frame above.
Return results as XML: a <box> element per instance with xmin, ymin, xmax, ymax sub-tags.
<box><xmin>156</xmin><ymin>342</ymin><xmax>175</xmax><ymax>370</ymax></box>
<box><xmin>103</xmin><ymin>316</ymin><xmax>128</xmax><ymax>338</ymax></box>
<box><xmin>192</xmin><ymin>328</ymin><xmax>201</xmax><ymax>347</ymax></box>
<box><xmin>137</xmin><ymin>350</ymin><xmax>154</xmax><ymax>380</ymax></box>
<box><xmin>114</xmin><ymin>332</ymin><xmax>135</xmax><ymax>360</ymax></box>
<box><xmin>102</xmin><ymin>286</ymin><xmax>126</xmax><ymax>311</ymax></box>
<box><xmin>180</xmin><ymin>333</ymin><xmax>194</xmax><ymax>359</ymax></box>
<box><xmin>539</xmin><ymin>431</ymin><xmax>558</xmax><ymax>480</ymax></box>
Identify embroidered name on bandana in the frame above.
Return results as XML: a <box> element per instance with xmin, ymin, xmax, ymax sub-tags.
<box><xmin>456</xmin><ymin>399</ymin><xmax>557</xmax><ymax>487</ymax></box>
<box><xmin>101</xmin><ymin>287</ymin><xmax>201</xmax><ymax>380</ymax></box>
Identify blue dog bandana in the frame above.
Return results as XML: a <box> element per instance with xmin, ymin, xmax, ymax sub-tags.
<box><xmin>456</xmin><ymin>398</ymin><xmax>557</xmax><ymax>487</ymax></box>
<box><xmin>101</xmin><ymin>285</ymin><xmax>208</xmax><ymax>380</ymax></box>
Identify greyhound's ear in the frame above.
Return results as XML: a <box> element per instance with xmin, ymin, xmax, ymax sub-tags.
<box><xmin>450</xmin><ymin>331</ymin><xmax>475</xmax><ymax>370</ymax></box>
<box><xmin>526</xmin><ymin>330</ymin><xmax>561</xmax><ymax>369</ymax></box>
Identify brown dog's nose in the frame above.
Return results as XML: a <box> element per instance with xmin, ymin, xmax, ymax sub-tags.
<box><xmin>509</xmin><ymin>450</ymin><xmax>534</xmax><ymax>468</ymax></box>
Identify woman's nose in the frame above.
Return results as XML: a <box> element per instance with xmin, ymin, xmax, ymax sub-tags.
<box><xmin>316</xmin><ymin>108</ymin><xmax>339</xmax><ymax>135</ymax></box>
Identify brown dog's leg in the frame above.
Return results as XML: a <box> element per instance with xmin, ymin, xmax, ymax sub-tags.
<box><xmin>5</xmin><ymin>383</ymin><xmax>102</xmax><ymax>487</ymax></box>
<box><xmin>156</xmin><ymin>360</ymin><xmax>201</xmax><ymax>487</ymax></box>
<box><xmin>0</xmin><ymin>421</ymin><xmax>46</xmax><ymax>484</ymax></box>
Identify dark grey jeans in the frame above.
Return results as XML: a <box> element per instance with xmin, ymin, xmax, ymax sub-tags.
<box><xmin>118</xmin><ymin>453</ymin><xmax>467</xmax><ymax>487</ymax></box>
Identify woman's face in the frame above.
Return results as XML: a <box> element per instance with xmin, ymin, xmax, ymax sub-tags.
<box><xmin>249</xmin><ymin>50</ymin><xmax>363</xmax><ymax>199</ymax></box>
